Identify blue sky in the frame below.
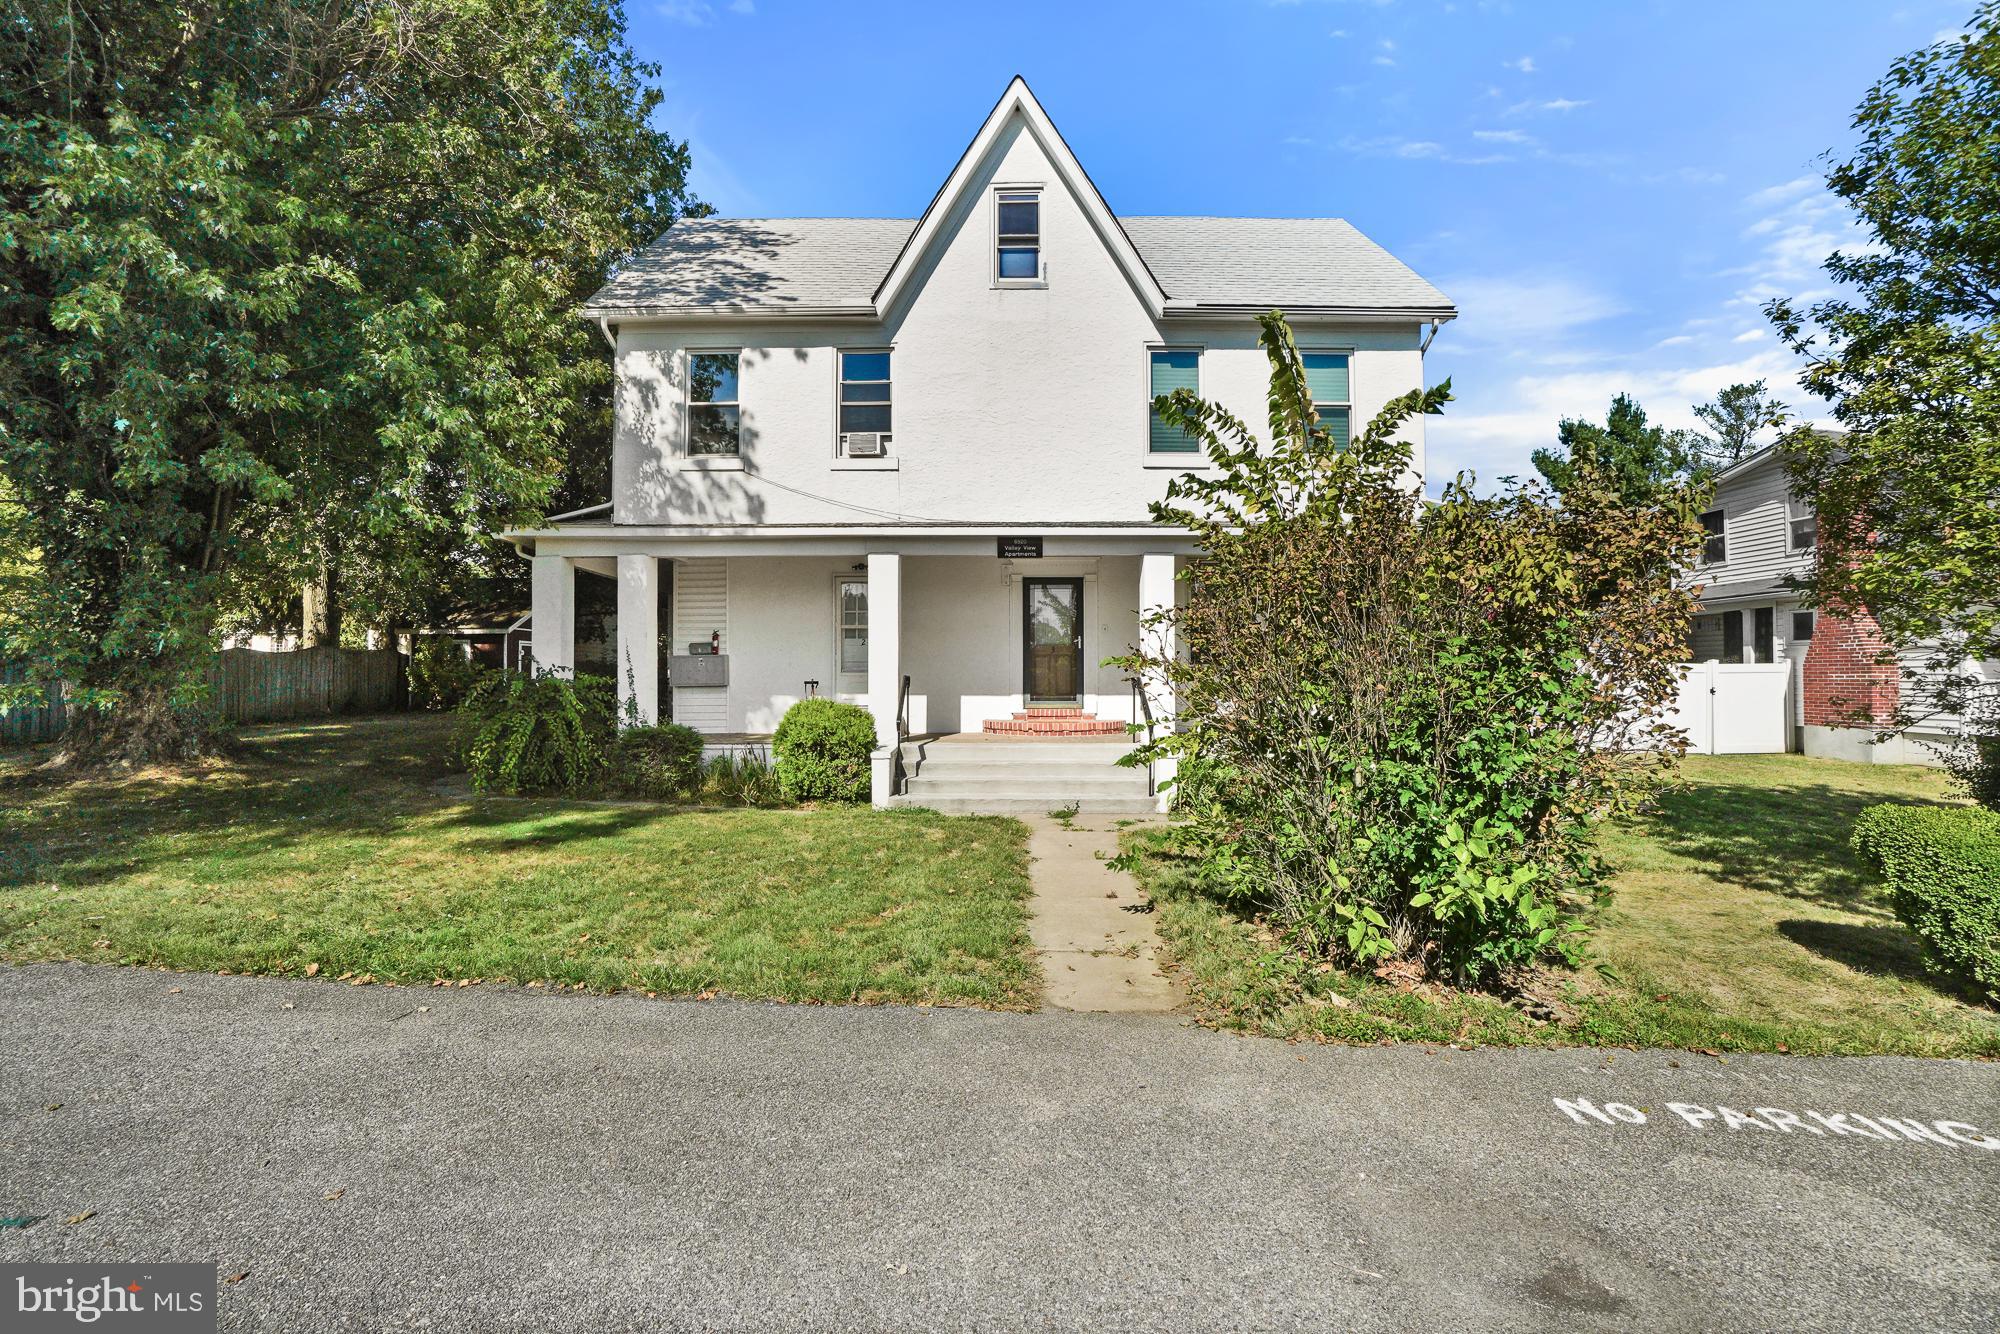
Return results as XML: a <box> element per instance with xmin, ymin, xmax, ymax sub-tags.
<box><xmin>630</xmin><ymin>0</ymin><xmax>1978</xmax><ymax>488</ymax></box>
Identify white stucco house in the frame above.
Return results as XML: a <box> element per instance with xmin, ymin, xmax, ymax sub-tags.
<box><xmin>502</xmin><ymin>79</ymin><xmax>1455</xmax><ymax>809</ymax></box>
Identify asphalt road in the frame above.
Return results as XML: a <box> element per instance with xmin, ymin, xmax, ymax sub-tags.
<box><xmin>1</xmin><ymin>963</ymin><xmax>1996</xmax><ymax>1332</ymax></box>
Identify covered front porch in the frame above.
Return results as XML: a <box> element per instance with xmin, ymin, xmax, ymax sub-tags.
<box><xmin>508</xmin><ymin>524</ymin><xmax>1195</xmax><ymax>808</ymax></box>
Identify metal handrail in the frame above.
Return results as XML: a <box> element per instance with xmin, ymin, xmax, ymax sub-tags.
<box><xmin>895</xmin><ymin>674</ymin><xmax>914</xmax><ymax>796</ymax></box>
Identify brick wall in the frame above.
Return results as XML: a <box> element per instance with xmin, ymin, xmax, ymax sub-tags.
<box><xmin>1801</xmin><ymin>604</ymin><xmax>1898</xmax><ymax>727</ymax></box>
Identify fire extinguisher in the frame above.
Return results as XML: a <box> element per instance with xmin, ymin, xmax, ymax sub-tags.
<box><xmin>710</xmin><ymin>629</ymin><xmax>720</xmax><ymax>655</ymax></box>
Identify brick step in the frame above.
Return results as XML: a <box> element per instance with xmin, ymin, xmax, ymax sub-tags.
<box><xmin>983</xmin><ymin>718</ymin><xmax>1127</xmax><ymax>735</ymax></box>
<box><xmin>1013</xmin><ymin>707</ymin><xmax>1088</xmax><ymax>718</ymax></box>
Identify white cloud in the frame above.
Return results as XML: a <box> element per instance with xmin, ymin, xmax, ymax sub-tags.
<box><xmin>1505</xmin><ymin>56</ymin><xmax>1536</xmax><ymax>73</ymax></box>
<box><xmin>1373</xmin><ymin>54</ymin><xmax>1397</xmax><ymax>66</ymax></box>
<box><xmin>1427</xmin><ymin>345</ymin><xmax>1813</xmax><ymax>487</ymax></box>
<box><xmin>1336</xmin><ymin>134</ymin><xmax>1512</xmax><ymax>166</ymax></box>
<box><xmin>1434</xmin><ymin>275</ymin><xmax>1627</xmax><ymax>345</ymax></box>
<box><xmin>1743</xmin><ymin>175</ymin><xmax>1818</xmax><ymax>209</ymax></box>
<box><xmin>657</xmin><ymin>0</ymin><xmax>715</xmax><ymax>22</ymax></box>
<box><xmin>1507</xmin><ymin>97</ymin><xmax>1589</xmax><ymax>116</ymax></box>
<box><xmin>1472</xmin><ymin>128</ymin><xmax>1534</xmax><ymax>144</ymax></box>
<box><xmin>1653</xmin><ymin>334</ymin><xmax>1695</xmax><ymax>348</ymax></box>
<box><xmin>1731</xmin><ymin>328</ymin><xmax>1767</xmax><ymax>343</ymax></box>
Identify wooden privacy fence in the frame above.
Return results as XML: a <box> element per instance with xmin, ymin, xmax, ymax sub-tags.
<box><xmin>0</xmin><ymin>648</ymin><xmax>408</xmax><ymax>744</ymax></box>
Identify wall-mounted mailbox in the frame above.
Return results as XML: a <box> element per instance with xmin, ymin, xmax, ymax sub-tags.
<box><xmin>668</xmin><ymin>654</ymin><xmax>729</xmax><ymax>688</ymax></box>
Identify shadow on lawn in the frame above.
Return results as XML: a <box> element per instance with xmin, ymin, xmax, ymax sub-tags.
<box><xmin>1776</xmin><ymin>918</ymin><xmax>1935</xmax><ymax>987</ymax></box>
<box><xmin>1636</xmin><ymin>780</ymin><xmax>1953</xmax><ymax>914</ymax></box>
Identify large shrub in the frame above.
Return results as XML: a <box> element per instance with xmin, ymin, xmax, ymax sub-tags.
<box><xmin>1114</xmin><ymin>313</ymin><xmax>1703</xmax><ymax>987</ymax></box>
<box><xmin>772</xmin><ymin>698</ymin><xmax>876</xmax><ymax>803</ymax></box>
<box><xmin>610</xmin><ymin>723</ymin><xmax>705</xmax><ymax>801</ymax></box>
<box><xmin>455</xmin><ymin>670</ymin><xmax>614</xmax><ymax>794</ymax></box>
<box><xmin>1853</xmin><ymin>803</ymin><xmax>2000</xmax><ymax>1003</ymax></box>
<box><xmin>409</xmin><ymin>639</ymin><xmax>491</xmax><ymax>712</ymax></box>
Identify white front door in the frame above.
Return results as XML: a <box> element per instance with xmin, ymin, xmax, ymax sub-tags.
<box><xmin>835</xmin><ymin>576</ymin><xmax>869</xmax><ymax>699</ymax></box>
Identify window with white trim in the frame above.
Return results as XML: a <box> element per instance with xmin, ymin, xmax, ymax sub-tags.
<box><xmin>837</xmin><ymin>350</ymin><xmax>892</xmax><ymax>455</ymax></box>
<box><xmin>1148</xmin><ymin>349</ymin><xmax>1200</xmax><ymax>453</ymax></box>
<box><xmin>687</xmin><ymin>352</ymin><xmax>741</xmax><ymax>456</ymax></box>
<box><xmin>996</xmin><ymin>190</ymin><xmax>1041</xmax><ymax>282</ymax></box>
<box><xmin>1303</xmin><ymin>352</ymin><xmax>1351</xmax><ymax>449</ymax></box>
<box><xmin>1788</xmin><ymin>502</ymin><xmax>1818</xmax><ymax>551</ymax></box>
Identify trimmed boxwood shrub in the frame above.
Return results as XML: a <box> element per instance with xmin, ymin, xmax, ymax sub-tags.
<box><xmin>610</xmin><ymin>723</ymin><xmax>705</xmax><ymax>801</ymax></box>
<box><xmin>455</xmin><ymin>670</ymin><xmax>615</xmax><ymax>794</ymax></box>
<box><xmin>1853</xmin><ymin>803</ymin><xmax>2000</xmax><ymax>1004</ymax></box>
<box><xmin>772</xmin><ymin>697</ymin><xmax>877</xmax><ymax>803</ymax></box>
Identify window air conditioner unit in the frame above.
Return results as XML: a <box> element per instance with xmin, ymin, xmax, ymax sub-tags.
<box><xmin>843</xmin><ymin>432</ymin><xmax>888</xmax><ymax>458</ymax></box>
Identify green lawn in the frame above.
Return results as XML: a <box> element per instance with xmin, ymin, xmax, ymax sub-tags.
<box><xmin>1129</xmin><ymin>755</ymin><xmax>2000</xmax><ymax>1058</ymax></box>
<box><xmin>0</xmin><ymin>715</ymin><xmax>1037</xmax><ymax>1008</ymax></box>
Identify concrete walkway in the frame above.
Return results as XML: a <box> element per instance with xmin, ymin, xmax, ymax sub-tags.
<box><xmin>1024</xmin><ymin>814</ymin><xmax>1179</xmax><ymax>1012</ymax></box>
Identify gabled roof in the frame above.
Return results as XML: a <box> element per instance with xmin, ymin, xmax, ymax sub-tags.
<box><xmin>870</xmin><ymin>77</ymin><xmax>1167</xmax><ymax>318</ymax></box>
<box><xmin>582</xmin><ymin>78</ymin><xmax>1456</xmax><ymax>323</ymax></box>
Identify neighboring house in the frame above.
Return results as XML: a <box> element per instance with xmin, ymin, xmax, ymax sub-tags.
<box><xmin>1687</xmin><ymin>442</ymin><xmax>1998</xmax><ymax>763</ymax></box>
<box><xmin>501</xmin><ymin>79</ymin><xmax>1454</xmax><ymax>808</ymax></box>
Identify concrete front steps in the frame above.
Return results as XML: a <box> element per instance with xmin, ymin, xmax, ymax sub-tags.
<box><xmin>890</xmin><ymin>735</ymin><xmax>1157</xmax><ymax>815</ymax></box>
<box><xmin>982</xmin><ymin>707</ymin><xmax>1126</xmax><ymax>736</ymax></box>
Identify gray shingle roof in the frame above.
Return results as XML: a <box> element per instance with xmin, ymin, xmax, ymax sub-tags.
<box><xmin>585</xmin><ymin>215</ymin><xmax>1453</xmax><ymax>315</ymax></box>
<box><xmin>1120</xmin><ymin>217</ymin><xmax>1452</xmax><ymax>311</ymax></box>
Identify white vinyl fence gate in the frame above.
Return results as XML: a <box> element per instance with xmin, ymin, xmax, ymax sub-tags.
<box><xmin>1664</xmin><ymin>661</ymin><xmax>1792</xmax><ymax>754</ymax></box>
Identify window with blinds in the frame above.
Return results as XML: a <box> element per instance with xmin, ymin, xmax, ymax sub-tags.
<box><xmin>1148</xmin><ymin>348</ymin><xmax>1200</xmax><ymax>453</ymax></box>
<box><xmin>1304</xmin><ymin>352</ymin><xmax>1351</xmax><ymax>450</ymax></box>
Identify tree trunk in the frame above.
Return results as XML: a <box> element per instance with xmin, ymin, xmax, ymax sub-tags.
<box><xmin>302</xmin><ymin>543</ymin><xmax>342</xmax><ymax>648</ymax></box>
<box><xmin>50</xmin><ymin>681</ymin><xmax>231</xmax><ymax>769</ymax></box>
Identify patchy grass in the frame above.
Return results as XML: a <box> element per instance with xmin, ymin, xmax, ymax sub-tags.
<box><xmin>1128</xmin><ymin>754</ymin><xmax>2000</xmax><ymax>1058</ymax></box>
<box><xmin>0</xmin><ymin>715</ymin><xmax>1036</xmax><ymax>1009</ymax></box>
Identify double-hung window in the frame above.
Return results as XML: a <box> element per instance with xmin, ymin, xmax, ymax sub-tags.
<box><xmin>996</xmin><ymin>190</ymin><xmax>1041</xmax><ymax>282</ymax></box>
<box><xmin>1788</xmin><ymin>502</ymin><xmax>1817</xmax><ymax>551</ymax></box>
<box><xmin>1148</xmin><ymin>349</ymin><xmax>1200</xmax><ymax>454</ymax></box>
<box><xmin>1699</xmin><ymin>509</ymin><xmax>1726</xmax><ymax>565</ymax></box>
<box><xmin>687</xmin><ymin>351</ymin><xmax>741</xmax><ymax>456</ymax></box>
<box><xmin>1303</xmin><ymin>352</ymin><xmax>1351</xmax><ymax>449</ymax></box>
<box><xmin>838</xmin><ymin>350</ymin><xmax>892</xmax><ymax>454</ymax></box>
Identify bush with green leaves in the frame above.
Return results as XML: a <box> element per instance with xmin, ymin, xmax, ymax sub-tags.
<box><xmin>609</xmin><ymin>723</ymin><xmax>706</xmax><ymax>801</ymax></box>
<box><xmin>1853</xmin><ymin>803</ymin><xmax>2000</xmax><ymax>1004</ymax></box>
<box><xmin>772</xmin><ymin>698</ymin><xmax>877</xmax><ymax>803</ymax></box>
<box><xmin>408</xmin><ymin>639</ymin><xmax>491</xmax><ymax>712</ymax></box>
<box><xmin>454</xmin><ymin>670</ymin><xmax>614</xmax><ymax>795</ymax></box>
<box><xmin>1113</xmin><ymin>313</ymin><xmax>1702</xmax><ymax>988</ymax></box>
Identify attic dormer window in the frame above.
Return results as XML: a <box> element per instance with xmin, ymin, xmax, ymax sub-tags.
<box><xmin>996</xmin><ymin>189</ymin><xmax>1041</xmax><ymax>282</ymax></box>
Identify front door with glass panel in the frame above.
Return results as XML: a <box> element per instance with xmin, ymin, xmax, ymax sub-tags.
<box><xmin>1023</xmin><ymin>578</ymin><xmax>1083</xmax><ymax>706</ymax></box>
<box><xmin>836</xmin><ymin>577</ymin><xmax>868</xmax><ymax>699</ymax></box>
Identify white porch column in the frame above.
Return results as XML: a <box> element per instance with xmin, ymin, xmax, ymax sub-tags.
<box><xmin>530</xmin><ymin>554</ymin><xmax>575</xmax><ymax>676</ymax></box>
<box><xmin>866</xmin><ymin>551</ymin><xmax>902</xmax><ymax>808</ymax></box>
<box><xmin>1139</xmin><ymin>552</ymin><xmax>1178</xmax><ymax>808</ymax></box>
<box><xmin>616</xmin><ymin>553</ymin><xmax>659</xmax><ymax>726</ymax></box>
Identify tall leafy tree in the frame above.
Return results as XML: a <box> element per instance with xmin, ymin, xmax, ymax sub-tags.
<box><xmin>1688</xmin><ymin>380</ymin><xmax>1790</xmax><ymax>469</ymax></box>
<box><xmin>1766</xmin><ymin>7</ymin><xmax>2000</xmax><ymax>793</ymax></box>
<box><xmin>1531</xmin><ymin>393</ymin><xmax>1700</xmax><ymax>503</ymax></box>
<box><xmin>0</xmin><ymin>0</ymin><xmax>696</xmax><ymax>761</ymax></box>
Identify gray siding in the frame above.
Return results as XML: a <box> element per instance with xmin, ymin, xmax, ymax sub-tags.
<box><xmin>1702</xmin><ymin>457</ymin><xmax>1812</xmax><ymax>588</ymax></box>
